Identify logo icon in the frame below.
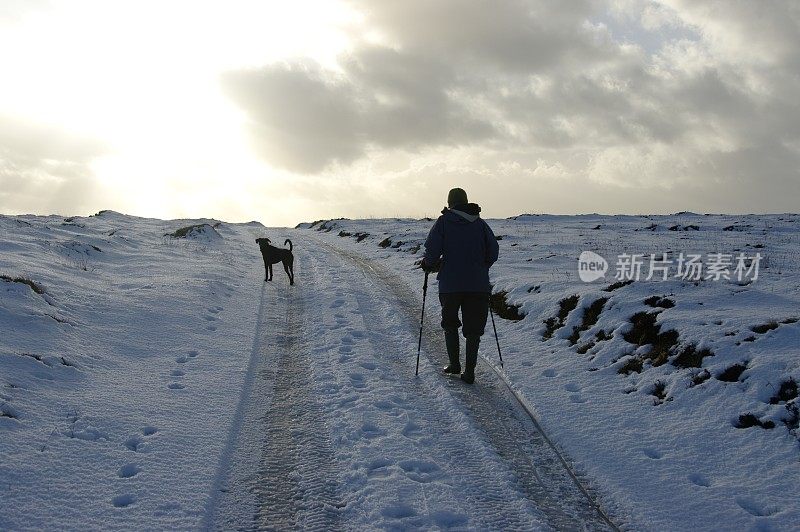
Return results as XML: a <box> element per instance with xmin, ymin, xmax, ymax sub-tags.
<box><xmin>578</xmin><ymin>251</ymin><xmax>608</xmax><ymax>282</ymax></box>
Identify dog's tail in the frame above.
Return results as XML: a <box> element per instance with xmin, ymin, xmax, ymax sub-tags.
<box><xmin>284</xmin><ymin>239</ymin><xmax>293</xmax><ymax>251</ymax></box>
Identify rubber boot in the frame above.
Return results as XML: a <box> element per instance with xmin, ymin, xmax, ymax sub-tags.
<box><xmin>461</xmin><ymin>335</ymin><xmax>479</xmax><ymax>384</ymax></box>
<box><xmin>443</xmin><ymin>329</ymin><xmax>461</xmax><ymax>374</ymax></box>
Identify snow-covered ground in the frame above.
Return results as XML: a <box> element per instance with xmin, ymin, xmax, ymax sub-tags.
<box><xmin>302</xmin><ymin>212</ymin><xmax>800</xmax><ymax>530</ymax></box>
<box><xmin>1</xmin><ymin>210</ymin><xmax>798</xmax><ymax>530</ymax></box>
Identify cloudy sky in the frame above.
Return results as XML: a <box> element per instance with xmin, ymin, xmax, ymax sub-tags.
<box><xmin>1</xmin><ymin>0</ymin><xmax>798</xmax><ymax>226</ymax></box>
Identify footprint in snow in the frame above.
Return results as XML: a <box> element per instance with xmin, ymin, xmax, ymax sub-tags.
<box><xmin>643</xmin><ymin>448</ymin><xmax>663</xmax><ymax>460</ymax></box>
<box><xmin>402</xmin><ymin>420</ymin><xmax>424</xmax><ymax>440</ymax></box>
<box><xmin>366</xmin><ymin>457</ymin><xmax>394</xmax><ymax>478</ymax></box>
<box><xmin>341</xmin><ymin>335</ymin><xmax>355</xmax><ymax>345</ymax></box>
<box><xmin>381</xmin><ymin>504</ymin><xmax>416</xmax><ymax>519</ymax></box>
<box><xmin>206</xmin><ymin>325</ymin><xmax>217</xmax><ymax>331</ymax></box>
<box><xmin>565</xmin><ymin>383</ymin><xmax>580</xmax><ymax>392</ymax></box>
<box><xmin>338</xmin><ymin>395</ymin><xmax>359</xmax><ymax>408</ymax></box>
<box><xmin>176</xmin><ymin>356</ymin><xmax>188</xmax><ymax>364</ymax></box>
<box><xmin>349</xmin><ymin>373</ymin><xmax>367</xmax><ymax>389</ymax></box>
<box><xmin>359</xmin><ymin>421</ymin><xmax>385</xmax><ymax>439</ymax></box>
<box><xmin>735</xmin><ymin>496</ymin><xmax>778</xmax><ymax>517</ymax></box>
<box><xmin>398</xmin><ymin>459</ymin><xmax>442</xmax><ymax>483</ymax></box>
<box><xmin>330</xmin><ymin>299</ymin><xmax>345</xmax><ymax>309</ymax></box>
<box><xmin>208</xmin><ymin>307</ymin><xmax>221</xmax><ymax>314</ymax></box>
<box><xmin>375</xmin><ymin>400</ymin><xmax>395</xmax><ymax>412</ymax></box>
<box><xmin>338</xmin><ymin>345</ymin><xmax>353</xmax><ymax>354</ymax></box>
<box><xmin>168</xmin><ymin>382</ymin><xmax>185</xmax><ymax>390</ymax></box>
<box><xmin>205</xmin><ymin>315</ymin><xmax>217</xmax><ymax>321</ymax></box>
<box><xmin>359</xmin><ymin>361</ymin><xmax>377</xmax><ymax>370</ymax></box>
<box><xmin>187</xmin><ymin>350</ymin><xmax>199</xmax><ymax>358</ymax></box>
<box><xmin>142</xmin><ymin>426</ymin><xmax>158</xmax><ymax>436</ymax></box>
<box><xmin>118</xmin><ymin>464</ymin><xmax>141</xmax><ymax>479</ymax></box>
<box><xmin>569</xmin><ymin>394</ymin><xmax>587</xmax><ymax>403</ymax></box>
<box><xmin>112</xmin><ymin>494</ymin><xmax>136</xmax><ymax>508</ymax></box>
<box><xmin>170</xmin><ymin>369</ymin><xmax>185</xmax><ymax>377</ymax></box>
<box><xmin>430</xmin><ymin>510</ymin><xmax>469</xmax><ymax>528</ymax></box>
<box><xmin>542</xmin><ymin>368</ymin><xmax>557</xmax><ymax>378</ymax></box>
<box><xmin>688</xmin><ymin>473</ymin><xmax>711</xmax><ymax>487</ymax></box>
<box><xmin>124</xmin><ymin>435</ymin><xmax>144</xmax><ymax>452</ymax></box>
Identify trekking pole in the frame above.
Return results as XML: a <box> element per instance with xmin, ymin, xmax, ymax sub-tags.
<box><xmin>489</xmin><ymin>303</ymin><xmax>504</xmax><ymax>368</ymax></box>
<box><xmin>416</xmin><ymin>271</ymin><xmax>429</xmax><ymax>376</ymax></box>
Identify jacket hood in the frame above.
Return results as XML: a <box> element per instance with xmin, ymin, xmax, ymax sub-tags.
<box><xmin>441</xmin><ymin>203</ymin><xmax>481</xmax><ymax>223</ymax></box>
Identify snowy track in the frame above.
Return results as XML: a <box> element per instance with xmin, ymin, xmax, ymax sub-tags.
<box><xmin>210</xmin><ymin>230</ymin><xmax>619</xmax><ymax>530</ymax></box>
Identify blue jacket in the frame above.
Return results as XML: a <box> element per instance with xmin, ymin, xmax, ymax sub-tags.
<box><xmin>423</xmin><ymin>203</ymin><xmax>499</xmax><ymax>293</ymax></box>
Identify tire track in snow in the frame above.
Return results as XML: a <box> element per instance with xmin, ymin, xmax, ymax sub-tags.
<box><xmin>253</xmin><ymin>246</ymin><xmax>342</xmax><ymax>531</ymax></box>
<box><xmin>313</xmin><ymin>236</ymin><xmax>619</xmax><ymax>531</ymax></box>
<box><xmin>206</xmin><ymin>246</ymin><xmax>342</xmax><ymax>531</ymax></box>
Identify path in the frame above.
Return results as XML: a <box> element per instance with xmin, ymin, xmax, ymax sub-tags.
<box><xmin>207</xmin><ymin>230</ymin><xmax>619</xmax><ymax>530</ymax></box>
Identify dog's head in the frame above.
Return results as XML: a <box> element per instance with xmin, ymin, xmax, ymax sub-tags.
<box><xmin>255</xmin><ymin>237</ymin><xmax>271</xmax><ymax>246</ymax></box>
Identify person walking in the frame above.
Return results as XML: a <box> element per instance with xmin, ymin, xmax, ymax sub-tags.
<box><xmin>421</xmin><ymin>188</ymin><xmax>499</xmax><ymax>384</ymax></box>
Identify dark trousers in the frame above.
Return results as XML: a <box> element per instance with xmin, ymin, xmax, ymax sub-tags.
<box><xmin>439</xmin><ymin>292</ymin><xmax>489</xmax><ymax>337</ymax></box>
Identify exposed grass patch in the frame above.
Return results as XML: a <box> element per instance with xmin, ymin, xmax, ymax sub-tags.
<box><xmin>165</xmin><ymin>223</ymin><xmax>221</xmax><ymax>239</ymax></box>
<box><xmin>669</xmin><ymin>224</ymin><xmax>700</xmax><ymax>231</ymax></box>
<box><xmin>338</xmin><ymin>231</ymin><xmax>352</xmax><ymax>237</ymax></box>
<box><xmin>578</xmin><ymin>329</ymin><xmax>613</xmax><ymax>355</ymax></box>
<box><xmin>769</xmin><ymin>379</ymin><xmax>798</xmax><ymax>404</ymax></box>
<box><xmin>355</xmin><ymin>232</ymin><xmax>370</xmax><ymax>242</ymax></box>
<box><xmin>718</xmin><ymin>362</ymin><xmax>748</xmax><ymax>382</ymax></box>
<box><xmin>751</xmin><ymin>321</ymin><xmax>779</xmax><ymax>334</ymax></box>
<box><xmin>651</xmin><ymin>380</ymin><xmax>669</xmax><ymax>405</ymax></box>
<box><xmin>783</xmin><ymin>403</ymin><xmax>799</xmax><ymax>431</ymax></box>
<box><xmin>644</xmin><ymin>296</ymin><xmax>675</xmax><ymax>309</ymax></box>
<box><xmin>672</xmin><ymin>344</ymin><xmax>714</xmax><ymax>369</ymax></box>
<box><xmin>723</xmin><ymin>224</ymin><xmax>752</xmax><ymax>232</ymax></box>
<box><xmin>569</xmin><ymin>297</ymin><xmax>608</xmax><ymax>345</ymax></box>
<box><xmin>378</xmin><ymin>237</ymin><xmax>392</xmax><ymax>248</ymax></box>
<box><xmin>622</xmin><ymin>311</ymin><xmax>679</xmax><ymax>367</ymax></box>
<box><xmin>618</xmin><ymin>356</ymin><xmax>644</xmax><ymax>375</ymax></box>
<box><xmin>690</xmin><ymin>369</ymin><xmax>711</xmax><ymax>387</ymax></box>
<box><xmin>1</xmin><ymin>275</ymin><xmax>45</xmax><ymax>295</ymax></box>
<box><xmin>603</xmin><ymin>279</ymin><xmax>634</xmax><ymax>292</ymax></box>
<box><xmin>490</xmin><ymin>291</ymin><xmax>525</xmax><ymax>321</ymax></box>
<box><xmin>543</xmin><ymin>294</ymin><xmax>579</xmax><ymax>339</ymax></box>
<box><xmin>735</xmin><ymin>413</ymin><xmax>775</xmax><ymax>430</ymax></box>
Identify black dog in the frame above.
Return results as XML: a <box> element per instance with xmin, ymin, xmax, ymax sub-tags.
<box><xmin>255</xmin><ymin>238</ymin><xmax>294</xmax><ymax>285</ymax></box>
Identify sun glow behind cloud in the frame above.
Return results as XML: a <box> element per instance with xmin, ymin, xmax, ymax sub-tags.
<box><xmin>0</xmin><ymin>0</ymin><xmax>358</xmax><ymax>225</ymax></box>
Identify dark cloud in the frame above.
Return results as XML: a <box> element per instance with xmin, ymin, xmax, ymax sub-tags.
<box><xmin>349</xmin><ymin>0</ymin><xmax>605</xmax><ymax>72</ymax></box>
<box><xmin>222</xmin><ymin>47</ymin><xmax>497</xmax><ymax>173</ymax></box>
<box><xmin>223</xmin><ymin>0</ymin><xmax>799</xmax><ymax>214</ymax></box>
<box><xmin>0</xmin><ymin>115</ymin><xmax>107</xmax><ymax>215</ymax></box>
<box><xmin>222</xmin><ymin>64</ymin><xmax>365</xmax><ymax>173</ymax></box>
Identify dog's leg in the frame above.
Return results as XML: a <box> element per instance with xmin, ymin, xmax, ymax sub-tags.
<box><xmin>268</xmin><ymin>263</ymin><xmax>273</xmax><ymax>281</ymax></box>
<box><xmin>283</xmin><ymin>259</ymin><xmax>294</xmax><ymax>285</ymax></box>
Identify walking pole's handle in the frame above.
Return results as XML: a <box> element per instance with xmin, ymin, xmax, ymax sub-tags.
<box><xmin>416</xmin><ymin>271</ymin><xmax>429</xmax><ymax>376</ymax></box>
